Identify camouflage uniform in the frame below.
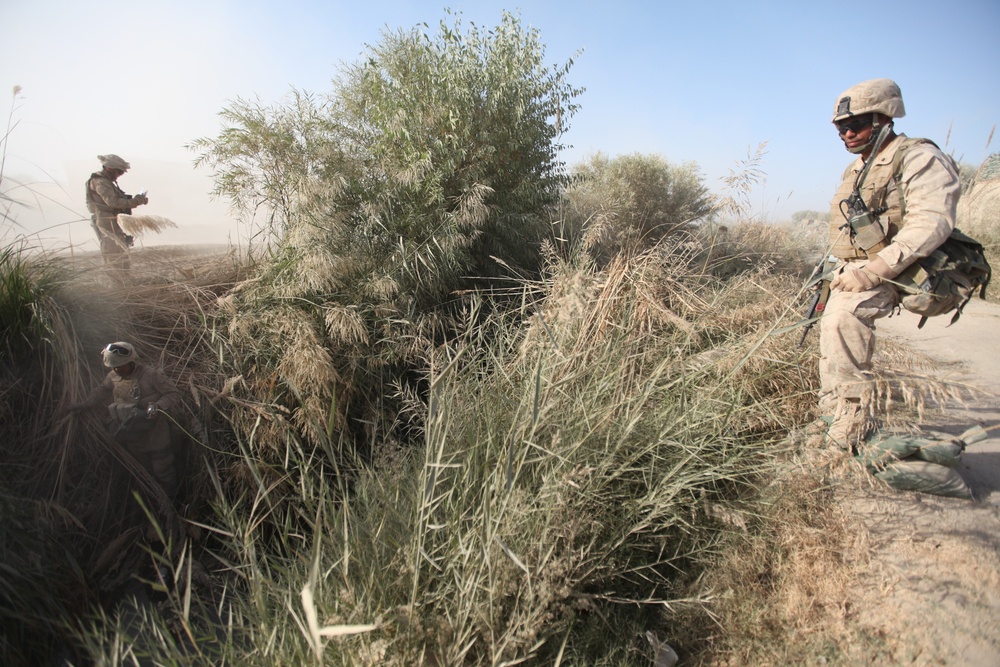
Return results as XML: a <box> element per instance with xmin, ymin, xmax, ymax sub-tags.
<box><xmin>820</xmin><ymin>81</ymin><xmax>960</xmax><ymax>447</ymax></box>
<box><xmin>822</xmin><ymin>134</ymin><xmax>959</xmax><ymax>410</ymax></box>
<box><xmin>78</xmin><ymin>361</ymin><xmax>183</xmax><ymax>499</ymax></box>
<box><xmin>84</xmin><ymin>155</ymin><xmax>146</xmax><ymax>270</ymax></box>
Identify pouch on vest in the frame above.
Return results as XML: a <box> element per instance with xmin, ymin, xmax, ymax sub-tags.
<box><xmin>893</xmin><ymin>229</ymin><xmax>992</xmax><ymax>328</ymax></box>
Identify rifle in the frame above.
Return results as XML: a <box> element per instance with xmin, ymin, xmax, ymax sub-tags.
<box><xmin>838</xmin><ymin>123</ymin><xmax>893</xmax><ymax>256</ymax></box>
<box><xmin>798</xmin><ymin>259</ymin><xmax>833</xmax><ymax>347</ymax></box>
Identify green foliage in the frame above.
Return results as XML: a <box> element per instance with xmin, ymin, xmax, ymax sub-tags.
<box><xmin>0</xmin><ymin>243</ymin><xmax>56</xmax><ymax>359</ymax></box>
<box><xmin>190</xmin><ymin>90</ymin><xmax>336</xmax><ymax>245</ymax></box>
<box><xmin>327</xmin><ymin>10</ymin><xmax>580</xmax><ymax>287</ymax></box>
<box><xmin>194</xmin><ymin>10</ymin><xmax>582</xmax><ymax>456</ymax></box>
<box><xmin>561</xmin><ymin>152</ymin><xmax>712</xmax><ymax>264</ymax></box>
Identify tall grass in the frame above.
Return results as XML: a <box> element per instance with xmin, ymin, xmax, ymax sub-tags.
<box><xmin>4</xmin><ymin>213</ymin><xmax>910</xmax><ymax>665</ymax></box>
<box><xmin>958</xmin><ymin>150</ymin><xmax>1000</xmax><ymax>276</ymax></box>
<box><xmin>72</xmin><ymin>235</ymin><xmax>811</xmax><ymax>666</ymax></box>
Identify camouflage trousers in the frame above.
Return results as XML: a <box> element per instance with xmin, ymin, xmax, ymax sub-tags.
<box><xmin>93</xmin><ymin>217</ymin><xmax>131</xmax><ymax>271</ymax></box>
<box><xmin>818</xmin><ymin>267</ymin><xmax>899</xmax><ymax>413</ymax></box>
<box><xmin>99</xmin><ymin>235</ymin><xmax>131</xmax><ymax>271</ymax></box>
<box><xmin>114</xmin><ymin>416</ymin><xmax>178</xmax><ymax>500</ymax></box>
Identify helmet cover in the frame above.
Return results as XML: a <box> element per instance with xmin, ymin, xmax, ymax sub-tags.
<box><xmin>98</xmin><ymin>154</ymin><xmax>131</xmax><ymax>171</ymax></box>
<box><xmin>102</xmin><ymin>341</ymin><xmax>137</xmax><ymax>367</ymax></box>
<box><xmin>832</xmin><ymin>78</ymin><xmax>906</xmax><ymax>123</ymax></box>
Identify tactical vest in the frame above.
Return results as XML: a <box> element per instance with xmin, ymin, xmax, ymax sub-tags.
<box><xmin>828</xmin><ymin>135</ymin><xmax>936</xmax><ymax>260</ymax></box>
<box><xmin>110</xmin><ymin>377</ymin><xmax>142</xmax><ymax>422</ymax></box>
<box><xmin>86</xmin><ymin>172</ymin><xmax>130</xmax><ymax>217</ymax></box>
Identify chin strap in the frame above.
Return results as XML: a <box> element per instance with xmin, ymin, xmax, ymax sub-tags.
<box><xmin>848</xmin><ymin>116</ymin><xmax>892</xmax><ymax>155</ymax></box>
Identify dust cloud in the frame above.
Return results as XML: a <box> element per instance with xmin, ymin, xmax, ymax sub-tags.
<box><xmin>3</xmin><ymin>158</ymin><xmax>239</xmax><ymax>252</ymax></box>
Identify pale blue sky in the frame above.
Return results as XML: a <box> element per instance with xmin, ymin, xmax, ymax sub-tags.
<box><xmin>1</xmin><ymin>0</ymin><xmax>997</xmax><ymax>246</ymax></box>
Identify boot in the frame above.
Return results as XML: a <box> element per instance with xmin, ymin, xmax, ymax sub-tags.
<box><xmin>827</xmin><ymin>398</ymin><xmax>873</xmax><ymax>452</ymax></box>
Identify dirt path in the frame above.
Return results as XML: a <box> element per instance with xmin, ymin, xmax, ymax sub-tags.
<box><xmin>839</xmin><ymin>298</ymin><xmax>1000</xmax><ymax>665</ymax></box>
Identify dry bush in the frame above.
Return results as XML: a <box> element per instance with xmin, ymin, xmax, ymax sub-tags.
<box><xmin>957</xmin><ymin>155</ymin><xmax>1000</xmax><ymax>269</ymax></box>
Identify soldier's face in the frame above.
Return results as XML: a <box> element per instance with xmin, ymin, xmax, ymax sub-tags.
<box><xmin>113</xmin><ymin>362</ymin><xmax>135</xmax><ymax>377</ymax></box>
<box><xmin>836</xmin><ymin>115</ymin><xmax>874</xmax><ymax>152</ymax></box>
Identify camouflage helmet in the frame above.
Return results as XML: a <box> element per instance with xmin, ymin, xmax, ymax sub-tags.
<box><xmin>102</xmin><ymin>341</ymin><xmax>137</xmax><ymax>368</ymax></box>
<box><xmin>831</xmin><ymin>79</ymin><xmax>906</xmax><ymax>123</ymax></box>
<box><xmin>98</xmin><ymin>154</ymin><xmax>131</xmax><ymax>171</ymax></box>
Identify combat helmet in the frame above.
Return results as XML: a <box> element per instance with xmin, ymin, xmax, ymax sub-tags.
<box><xmin>832</xmin><ymin>78</ymin><xmax>906</xmax><ymax>123</ymax></box>
<box><xmin>98</xmin><ymin>154</ymin><xmax>131</xmax><ymax>172</ymax></box>
<box><xmin>102</xmin><ymin>342</ymin><xmax>137</xmax><ymax>367</ymax></box>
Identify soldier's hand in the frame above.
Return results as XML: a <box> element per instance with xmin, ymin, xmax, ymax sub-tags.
<box><xmin>67</xmin><ymin>403</ymin><xmax>86</xmax><ymax>413</ymax></box>
<box><xmin>831</xmin><ymin>256</ymin><xmax>896</xmax><ymax>293</ymax></box>
<box><xmin>831</xmin><ymin>268</ymin><xmax>881</xmax><ymax>293</ymax></box>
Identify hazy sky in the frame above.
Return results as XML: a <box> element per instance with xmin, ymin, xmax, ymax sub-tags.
<box><xmin>2</xmin><ymin>0</ymin><xmax>998</xmax><ymax>249</ymax></box>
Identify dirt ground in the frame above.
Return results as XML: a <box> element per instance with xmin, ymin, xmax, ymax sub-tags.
<box><xmin>834</xmin><ymin>297</ymin><xmax>1000</xmax><ymax>665</ymax></box>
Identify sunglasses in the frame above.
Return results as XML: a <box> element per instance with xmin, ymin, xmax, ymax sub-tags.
<box><xmin>836</xmin><ymin>115</ymin><xmax>873</xmax><ymax>135</ymax></box>
<box><xmin>105</xmin><ymin>343</ymin><xmax>131</xmax><ymax>356</ymax></box>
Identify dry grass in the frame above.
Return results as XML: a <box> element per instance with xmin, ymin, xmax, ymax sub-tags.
<box><xmin>0</xmin><ymin>242</ymin><xmax>245</xmax><ymax>664</ymax></box>
<box><xmin>116</xmin><ymin>214</ymin><xmax>179</xmax><ymax>238</ymax></box>
<box><xmin>5</xmin><ymin>207</ymin><xmax>980</xmax><ymax>665</ymax></box>
<box><xmin>673</xmin><ymin>457</ymin><xmax>869</xmax><ymax>666</ymax></box>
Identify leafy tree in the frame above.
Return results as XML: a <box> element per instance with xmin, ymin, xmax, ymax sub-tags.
<box><xmin>561</xmin><ymin>152</ymin><xmax>712</xmax><ymax>263</ymax></box>
<box><xmin>191</xmin><ymin>11</ymin><xmax>582</xmax><ymax>454</ymax></box>
<box><xmin>191</xmin><ymin>90</ymin><xmax>336</xmax><ymax>246</ymax></box>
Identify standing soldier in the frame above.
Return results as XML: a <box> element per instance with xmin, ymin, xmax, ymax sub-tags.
<box><xmin>820</xmin><ymin>79</ymin><xmax>960</xmax><ymax>449</ymax></box>
<box><xmin>85</xmin><ymin>154</ymin><xmax>149</xmax><ymax>272</ymax></box>
<box><xmin>70</xmin><ymin>342</ymin><xmax>182</xmax><ymax>501</ymax></box>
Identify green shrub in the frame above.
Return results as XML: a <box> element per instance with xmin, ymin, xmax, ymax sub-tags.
<box><xmin>561</xmin><ymin>152</ymin><xmax>712</xmax><ymax>264</ymax></box>
<box><xmin>194</xmin><ymin>11</ymin><xmax>582</xmax><ymax>459</ymax></box>
<box><xmin>0</xmin><ymin>243</ymin><xmax>53</xmax><ymax>358</ymax></box>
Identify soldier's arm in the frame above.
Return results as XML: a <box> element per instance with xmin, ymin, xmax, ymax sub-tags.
<box><xmin>876</xmin><ymin>145</ymin><xmax>960</xmax><ymax>275</ymax></box>
<box><xmin>147</xmin><ymin>368</ymin><xmax>182</xmax><ymax>412</ymax></box>
<box><xmin>92</xmin><ymin>178</ymin><xmax>145</xmax><ymax>210</ymax></box>
<box><xmin>72</xmin><ymin>373</ymin><xmax>114</xmax><ymax>411</ymax></box>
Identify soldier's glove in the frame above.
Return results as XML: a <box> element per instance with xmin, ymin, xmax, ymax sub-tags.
<box><xmin>831</xmin><ymin>256</ymin><xmax>895</xmax><ymax>293</ymax></box>
<box><xmin>831</xmin><ymin>268</ymin><xmax>881</xmax><ymax>292</ymax></box>
<box><xmin>131</xmin><ymin>194</ymin><xmax>148</xmax><ymax>206</ymax></box>
<box><xmin>124</xmin><ymin>234</ymin><xmax>135</xmax><ymax>247</ymax></box>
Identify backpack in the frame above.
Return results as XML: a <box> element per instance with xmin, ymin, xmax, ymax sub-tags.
<box><xmin>886</xmin><ymin>139</ymin><xmax>992</xmax><ymax>328</ymax></box>
<box><xmin>895</xmin><ymin>229</ymin><xmax>991</xmax><ymax>328</ymax></box>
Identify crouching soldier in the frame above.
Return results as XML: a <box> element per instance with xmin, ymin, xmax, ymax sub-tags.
<box><xmin>70</xmin><ymin>342</ymin><xmax>181</xmax><ymax>501</ymax></box>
